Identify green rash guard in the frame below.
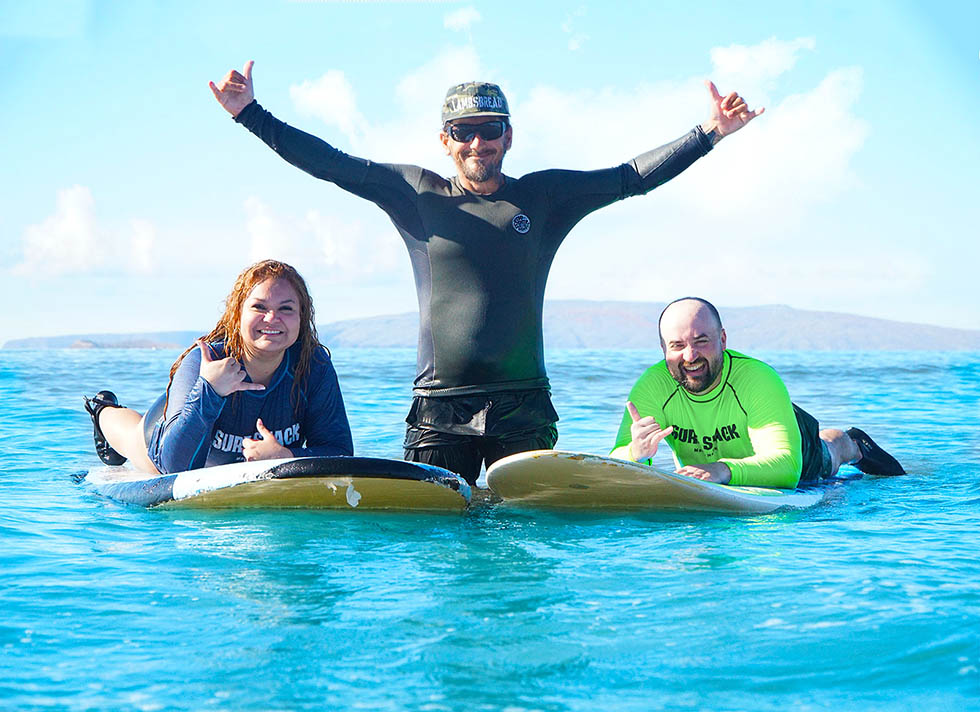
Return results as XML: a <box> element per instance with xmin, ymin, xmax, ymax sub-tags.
<box><xmin>611</xmin><ymin>350</ymin><xmax>803</xmax><ymax>488</ymax></box>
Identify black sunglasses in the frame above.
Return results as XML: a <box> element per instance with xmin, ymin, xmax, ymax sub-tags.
<box><xmin>445</xmin><ymin>120</ymin><xmax>509</xmax><ymax>143</ymax></box>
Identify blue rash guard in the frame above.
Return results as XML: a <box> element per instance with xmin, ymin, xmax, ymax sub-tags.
<box><xmin>146</xmin><ymin>342</ymin><xmax>354</xmax><ymax>474</ymax></box>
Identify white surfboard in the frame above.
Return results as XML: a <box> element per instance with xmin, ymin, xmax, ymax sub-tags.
<box><xmin>85</xmin><ymin>456</ymin><xmax>470</xmax><ymax>511</ymax></box>
<box><xmin>486</xmin><ymin>450</ymin><xmax>824</xmax><ymax>514</ymax></box>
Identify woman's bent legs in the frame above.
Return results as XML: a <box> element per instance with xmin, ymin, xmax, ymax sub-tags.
<box><xmin>99</xmin><ymin>407</ymin><xmax>161</xmax><ymax>474</ymax></box>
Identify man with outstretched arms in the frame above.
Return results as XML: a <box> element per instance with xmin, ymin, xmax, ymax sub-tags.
<box><xmin>210</xmin><ymin>61</ymin><xmax>763</xmax><ymax>485</ymax></box>
<box><xmin>612</xmin><ymin>298</ymin><xmax>905</xmax><ymax>487</ymax></box>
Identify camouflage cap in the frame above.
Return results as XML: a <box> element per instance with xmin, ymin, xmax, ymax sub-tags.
<box><xmin>441</xmin><ymin>81</ymin><xmax>510</xmax><ymax>124</ymax></box>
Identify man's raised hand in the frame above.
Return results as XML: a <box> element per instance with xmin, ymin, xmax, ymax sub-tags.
<box><xmin>210</xmin><ymin>60</ymin><xmax>255</xmax><ymax>117</ymax></box>
<box><xmin>702</xmin><ymin>80</ymin><xmax>764</xmax><ymax>141</ymax></box>
<box><xmin>197</xmin><ymin>340</ymin><xmax>265</xmax><ymax>397</ymax></box>
<box><xmin>627</xmin><ymin>401</ymin><xmax>674</xmax><ymax>462</ymax></box>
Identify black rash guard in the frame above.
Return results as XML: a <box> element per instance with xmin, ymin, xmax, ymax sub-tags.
<box><xmin>236</xmin><ymin>101</ymin><xmax>712</xmax><ymax>397</ymax></box>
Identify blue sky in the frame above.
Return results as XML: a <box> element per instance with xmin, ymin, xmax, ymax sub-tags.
<box><xmin>2</xmin><ymin>0</ymin><xmax>978</xmax><ymax>345</ymax></box>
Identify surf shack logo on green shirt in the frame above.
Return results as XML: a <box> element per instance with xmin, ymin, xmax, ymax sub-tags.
<box><xmin>671</xmin><ymin>423</ymin><xmax>742</xmax><ymax>452</ymax></box>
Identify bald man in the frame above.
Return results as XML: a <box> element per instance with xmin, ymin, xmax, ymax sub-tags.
<box><xmin>611</xmin><ymin>298</ymin><xmax>905</xmax><ymax>487</ymax></box>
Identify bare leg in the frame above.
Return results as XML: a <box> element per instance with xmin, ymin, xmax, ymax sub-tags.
<box><xmin>98</xmin><ymin>407</ymin><xmax>160</xmax><ymax>474</ymax></box>
<box><xmin>819</xmin><ymin>428</ymin><xmax>860</xmax><ymax>477</ymax></box>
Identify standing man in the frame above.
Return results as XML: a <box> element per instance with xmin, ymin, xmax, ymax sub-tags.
<box><xmin>210</xmin><ymin>61</ymin><xmax>763</xmax><ymax>485</ymax></box>
<box><xmin>612</xmin><ymin>298</ymin><xmax>905</xmax><ymax>487</ymax></box>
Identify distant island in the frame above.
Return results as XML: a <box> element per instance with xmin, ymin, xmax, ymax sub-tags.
<box><xmin>5</xmin><ymin>300</ymin><xmax>980</xmax><ymax>351</ymax></box>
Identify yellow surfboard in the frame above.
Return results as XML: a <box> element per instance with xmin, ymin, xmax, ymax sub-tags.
<box><xmin>487</xmin><ymin>450</ymin><xmax>823</xmax><ymax>514</ymax></box>
<box><xmin>85</xmin><ymin>456</ymin><xmax>470</xmax><ymax>512</ymax></box>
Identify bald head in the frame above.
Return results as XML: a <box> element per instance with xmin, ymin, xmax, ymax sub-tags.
<box><xmin>659</xmin><ymin>298</ymin><xmax>727</xmax><ymax>394</ymax></box>
<box><xmin>658</xmin><ymin>298</ymin><xmax>723</xmax><ymax>348</ymax></box>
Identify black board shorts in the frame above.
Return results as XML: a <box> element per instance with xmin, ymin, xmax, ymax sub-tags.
<box><xmin>794</xmin><ymin>404</ymin><xmax>833</xmax><ymax>484</ymax></box>
<box><xmin>403</xmin><ymin>389</ymin><xmax>559</xmax><ymax>484</ymax></box>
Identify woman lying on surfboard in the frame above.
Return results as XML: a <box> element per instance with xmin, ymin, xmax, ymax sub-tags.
<box><xmin>84</xmin><ymin>260</ymin><xmax>353</xmax><ymax>474</ymax></box>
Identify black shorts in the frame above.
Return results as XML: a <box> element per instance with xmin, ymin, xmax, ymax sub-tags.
<box><xmin>403</xmin><ymin>390</ymin><xmax>559</xmax><ymax>485</ymax></box>
<box><xmin>793</xmin><ymin>404</ymin><xmax>832</xmax><ymax>485</ymax></box>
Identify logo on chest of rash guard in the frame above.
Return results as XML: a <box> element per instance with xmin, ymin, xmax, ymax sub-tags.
<box><xmin>211</xmin><ymin>423</ymin><xmax>302</xmax><ymax>453</ymax></box>
<box><xmin>671</xmin><ymin>423</ymin><xmax>741</xmax><ymax>452</ymax></box>
<box><xmin>512</xmin><ymin>213</ymin><xmax>531</xmax><ymax>234</ymax></box>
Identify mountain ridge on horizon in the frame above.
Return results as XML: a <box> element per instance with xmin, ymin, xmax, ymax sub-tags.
<box><xmin>5</xmin><ymin>300</ymin><xmax>979</xmax><ymax>351</ymax></box>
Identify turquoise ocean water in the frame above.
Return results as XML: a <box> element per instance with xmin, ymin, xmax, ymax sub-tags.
<box><xmin>1</xmin><ymin>348</ymin><xmax>977</xmax><ymax>711</ymax></box>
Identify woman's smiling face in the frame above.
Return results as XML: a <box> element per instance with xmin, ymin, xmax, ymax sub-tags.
<box><xmin>239</xmin><ymin>278</ymin><xmax>302</xmax><ymax>357</ymax></box>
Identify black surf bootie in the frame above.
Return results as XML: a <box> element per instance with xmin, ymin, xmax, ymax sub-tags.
<box><xmin>846</xmin><ymin>428</ymin><xmax>905</xmax><ymax>476</ymax></box>
<box><xmin>83</xmin><ymin>390</ymin><xmax>128</xmax><ymax>466</ymax></box>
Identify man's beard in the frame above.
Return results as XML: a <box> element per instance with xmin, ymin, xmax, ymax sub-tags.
<box><xmin>457</xmin><ymin>150</ymin><xmax>504</xmax><ymax>184</ymax></box>
<box><xmin>668</xmin><ymin>354</ymin><xmax>723</xmax><ymax>394</ymax></box>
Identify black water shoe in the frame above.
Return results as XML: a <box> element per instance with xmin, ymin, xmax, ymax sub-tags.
<box><xmin>83</xmin><ymin>390</ymin><xmax>127</xmax><ymax>466</ymax></box>
<box><xmin>846</xmin><ymin>428</ymin><xmax>905</xmax><ymax>476</ymax></box>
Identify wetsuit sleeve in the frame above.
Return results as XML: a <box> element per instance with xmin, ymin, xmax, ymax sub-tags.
<box><xmin>148</xmin><ymin>348</ymin><xmax>226</xmax><ymax>474</ymax></box>
<box><xmin>542</xmin><ymin>126</ymin><xmax>714</xmax><ymax>231</ymax></box>
<box><xmin>626</xmin><ymin>126</ymin><xmax>714</xmax><ymax>196</ymax></box>
<box><xmin>610</xmin><ymin>366</ymin><xmax>675</xmax><ymax>467</ymax></box>
<box><xmin>289</xmin><ymin>352</ymin><xmax>354</xmax><ymax>458</ymax></box>
<box><xmin>719</xmin><ymin>366</ymin><xmax>803</xmax><ymax>488</ymax></box>
<box><xmin>234</xmin><ymin>100</ymin><xmax>424</xmax><ymax>231</ymax></box>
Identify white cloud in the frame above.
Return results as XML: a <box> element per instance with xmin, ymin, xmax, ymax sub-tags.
<box><xmin>14</xmin><ymin>185</ymin><xmax>99</xmax><ymax>276</ymax></box>
<box><xmin>511</xmin><ymin>78</ymin><xmax>704</xmax><ymax>172</ymax></box>
<box><xmin>444</xmin><ymin>7</ymin><xmax>481</xmax><ymax>32</ymax></box>
<box><xmin>245</xmin><ymin>196</ymin><xmax>296</xmax><ymax>265</ymax></box>
<box><xmin>244</xmin><ymin>196</ymin><xmax>401</xmax><ymax>279</ymax></box>
<box><xmin>676</xmin><ymin>66</ymin><xmax>869</xmax><ymax>219</ymax></box>
<box><xmin>13</xmin><ymin>186</ymin><xmax>158</xmax><ymax>277</ymax></box>
<box><xmin>129</xmin><ymin>219</ymin><xmax>156</xmax><ymax>274</ymax></box>
<box><xmin>561</xmin><ymin>6</ymin><xmax>589</xmax><ymax>51</ymax></box>
<box><xmin>711</xmin><ymin>37</ymin><xmax>816</xmax><ymax>87</ymax></box>
<box><xmin>288</xmin><ymin>45</ymin><xmax>487</xmax><ymax>167</ymax></box>
<box><xmin>305</xmin><ymin>209</ymin><xmax>401</xmax><ymax>274</ymax></box>
<box><xmin>371</xmin><ymin>45</ymin><xmax>487</xmax><ymax>165</ymax></box>
<box><xmin>394</xmin><ymin>44</ymin><xmax>483</xmax><ymax>116</ymax></box>
<box><xmin>511</xmin><ymin>46</ymin><xmax>866</xmax><ymax>226</ymax></box>
<box><xmin>289</xmin><ymin>70</ymin><xmax>367</xmax><ymax>146</ymax></box>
